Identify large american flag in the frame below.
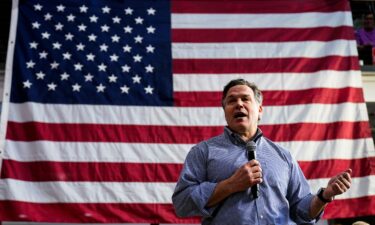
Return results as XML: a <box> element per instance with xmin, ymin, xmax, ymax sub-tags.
<box><xmin>0</xmin><ymin>0</ymin><xmax>374</xmax><ymax>223</ymax></box>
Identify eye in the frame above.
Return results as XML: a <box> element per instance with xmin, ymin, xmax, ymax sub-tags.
<box><xmin>242</xmin><ymin>97</ymin><xmax>250</xmax><ymax>102</ymax></box>
<box><xmin>227</xmin><ymin>98</ymin><xmax>236</xmax><ymax>104</ymax></box>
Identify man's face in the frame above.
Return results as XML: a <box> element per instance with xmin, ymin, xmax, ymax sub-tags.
<box><xmin>223</xmin><ymin>85</ymin><xmax>263</xmax><ymax>136</ymax></box>
<box><xmin>364</xmin><ymin>14</ymin><xmax>374</xmax><ymax>30</ymax></box>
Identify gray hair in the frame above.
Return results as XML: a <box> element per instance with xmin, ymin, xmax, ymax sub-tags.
<box><xmin>221</xmin><ymin>78</ymin><xmax>263</xmax><ymax>107</ymax></box>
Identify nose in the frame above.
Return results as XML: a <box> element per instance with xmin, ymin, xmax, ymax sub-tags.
<box><xmin>235</xmin><ymin>99</ymin><xmax>244</xmax><ymax>108</ymax></box>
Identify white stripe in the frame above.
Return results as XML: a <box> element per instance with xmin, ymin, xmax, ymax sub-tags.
<box><xmin>173</xmin><ymin>71</ymin><xmax>363</xmax><ymax>91</ymax></box>
<box><xmin>4</xmin><ymin>141</ymin><xmax>192</xmax><ymax>163</ymax></box>
<box><xmin>5</xmin><ymin>138</ymin><xmax>373</xmax><ymax>163</ymax></box>
<box><xmin>171</xmin><ymin>12</ymin><xmax>353</xmax><ymax>28</ymax></box>
<box><xmin>262</xmin><ymin>102</ymin><xmax>369</xmax><ymax>125</ymax></box>
<box><xmin>0</xmin><ymin>179</ymin><xmax>174</xmax><ymax>203</ymax></box>
<box><xmin>282</xmin><ymin>138</ymin><xmax>375</xmax><ymax>161</ymax></box>
<box><xmin>308</xmin><ymin>175</ymin><xmax>375</xmax><ymax>199</ymax></box>
<box><xmin>0</xmin><ymin>176</ymin><xmax>372</xmax><ymax>203</ymax></box>
<box><xmin>172</xmin><ymin>41</ymin><xmax>357</xmax><ymax>59</ymax></box>
<box><xmin>8</xmin><ymin>102</ymin><xmax>369</xmax><ymax>125</ymax></box>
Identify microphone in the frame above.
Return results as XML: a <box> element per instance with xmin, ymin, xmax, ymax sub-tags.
<box><xmin>246</xmin><ymin>141</ymin><xmax>259</xmax><ymax>199</ymax></box>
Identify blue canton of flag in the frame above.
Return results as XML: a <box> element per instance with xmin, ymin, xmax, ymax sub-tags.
<box><xmin>11</xmin><ymin>0</ymin><xmax>173</xmax><ymax>106</ymax></box>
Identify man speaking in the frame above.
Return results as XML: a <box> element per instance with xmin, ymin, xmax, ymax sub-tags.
<box><xmin>172</xmin><ymin>78</ymin><xmax>352</xmax><ymax>225</ymax></box>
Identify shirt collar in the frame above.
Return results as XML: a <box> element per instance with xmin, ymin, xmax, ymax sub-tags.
<box><xmin>224</xmin><ymin>126</ymin><xmax>263</xmax><ymax>146</ymax></box>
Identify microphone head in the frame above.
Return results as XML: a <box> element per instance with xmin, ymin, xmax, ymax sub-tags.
<box><xmin>246</xmin><ymin>141</ymin><xmax>256</xmax><ymax>152</ymax></box>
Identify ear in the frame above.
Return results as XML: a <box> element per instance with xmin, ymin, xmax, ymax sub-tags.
<box><xmin>258</xmin><ymin>105</ymin><xmax>263</xmax><ymax>121</ymax></box>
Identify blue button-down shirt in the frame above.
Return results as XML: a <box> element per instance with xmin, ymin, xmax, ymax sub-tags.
<box><xmin>172</xmin><ymin>127</ymin><xmax>321</xmax><ymax>225</ymax></box>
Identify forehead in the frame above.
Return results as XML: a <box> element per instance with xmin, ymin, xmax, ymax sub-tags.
<box><xmin>225</xmin><ymin>85</ymin><xmax>254</xmax><ymax>98</ymax></box>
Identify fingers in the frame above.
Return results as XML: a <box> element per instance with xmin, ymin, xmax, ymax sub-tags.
<box><xmin>247</xmin><ymin>159</ymin><xmax>261</xmax><ymax>167</ymax></box>
<box><xmin>328</xmin><ymin>169</ymin><xmax>352</xmax><ymax>196</ymax></box>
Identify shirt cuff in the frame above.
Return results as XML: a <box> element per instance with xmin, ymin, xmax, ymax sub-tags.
<box><xmin>190</xmin><ymin>181</ymin><xmax>218</xmax><ymax>217</ymax></box>
<box><xmin>297</xmin><ymin>193</ymin><xmax>324</xmax><ymax>223</ymax></box>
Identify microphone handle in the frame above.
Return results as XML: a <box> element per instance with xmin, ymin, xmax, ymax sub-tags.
<box><xmin>247</xmin><ymin>150</ymin><xmax>259</xmax><ymax>199</ymax></box>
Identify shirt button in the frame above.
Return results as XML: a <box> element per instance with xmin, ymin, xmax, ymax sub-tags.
<box><xmin>260</xmin><ymin>215</ymin><xmax>264</xmax><ymax>219</ymax></box>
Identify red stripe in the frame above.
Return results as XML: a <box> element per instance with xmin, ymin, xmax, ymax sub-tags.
<box><xmin>0</xmin><ymin>197</ymin><xmax>373</xmax><ymax>222</ymax></box>
<box><xmin>171</xmin><ymin>0</ymin><xmax>349</xmax><ymax>13</ymax></box>
<box><xmin>324</xmin><ymin>196</ymin><xmax>375</xmax><ymax>219</ymax></box>
<box><xmin>0</xmin><ymin>201</ymin><xmax>200</xmax><ymax>223</ymax></box>
<box><xmin>261</xmin><ymin>121</ymin><xmax>372</xmax><ymax>141</ymax></box>
<box><xmin>6</xmin><ymin>121</ymin><xmax>372</xmax><ymax>143</ymax></box>
<box><xmin>174</xmin><ymin>87</ymin><xmax>365</xmax><ymax>107</ymax></box>
<box><xmin>2</xmin><ymin>158</ymin><xmax>373</xmax><ymax>182</ymax></box>
<box><xmin>299</xmin><ymin>157</ymin><xmax>375</xmax><ymax>180</ymax></box>
<box><xmin>172</xmin><ymin>27</ymin><xmax>355</xmax><ymax>43</ymax></box>
<box><xmin>1</xmin><ymin>160</ymin><xmax>182</xmax><ymax>182</ymax></box>
<box><xmin>5</xmin><ymin>122</ymin><xmax>221</xmax><ymax>143</ymax></box>
<box><xmin>173</xmin><ymin>56</ymin><xmax>360</xmax><ymax>73</ymax></box>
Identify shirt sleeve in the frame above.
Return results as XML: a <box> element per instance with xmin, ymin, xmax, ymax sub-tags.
<box><xmin>286</xmin><ymin>155</ymin><xmax>323</xmax><ymax>224</ymax></box>
<box><xmin>172</xmin><ymin>145</ymin><xmax>218</xmax><ymax>217</ymax></box>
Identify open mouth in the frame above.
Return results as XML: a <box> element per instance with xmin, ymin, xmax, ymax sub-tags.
<box><xmin>234</xmin><ymin>112</ymin><xmax>247</xmax><ymax>119</ymax></box>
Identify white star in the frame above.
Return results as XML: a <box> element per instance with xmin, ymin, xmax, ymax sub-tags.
<box><xmin>65</xmin><ymin>33</ymin><xmax>74</xmax><ymax>40</ymax></box>
<box><xmin>44</xmin><ymin>13</ymin><xmax>52</xmax><ymax>20</ymax></box>
<box><xmin>133</xmin><ymin>54</ymin><xmax>142</xmax><ymax>62</ymax></box>
<box><xmin>145</xmin><ymin>64</ymin><xmax>154</xmax><ymax>73</ymax></box>
<box><xmin>102</xmin><ymin>6</ymin><xmax>111</xmax><ymax>13</ymax></box>
<box><xmin>146</xmin><ymin>26</ymin><xmax>155</xmax><ymax>34</ymax></box>
<box><xmin>86</xmin><ymin>53</ymin><xmax>95</xmax><ymax>61</ymax></box>
<box><xmin>99</xmin><ymin>44</ymin><xmax>108</xmax><ymax>52</ymax></box>
<box><xmin>90</xmin><ymin>15</ymin><xmax>98</xmax><ymax>23</ymax></box>
<box><xmin>96</xmin><ymin>83</ymin><xmax>106</xmax><ymax>92</ymax></box>
<box><xmin>47</xmin><ymin>82</ymin><xmax>57</xmax><ymax>91</ymax></box>
<box><xmin>146</xmin><ymin>45</ymin><xmax>155</xmax><ymax>53</ymax></box>
<box><xmin>98</xmin><ymin>63</ymin><xmax>107</xmax><ymax>72</ymax></box>
<box><xmin>124</xmin><ymin>7</ymin><xmax>133</xmax><ymax>15</ymax></box>
<box><xmin>60</xmin><ymin>72</ymin><xmax>70</xmax><ymax>80</ymax></box>
<box><xmin>55</xmin><ymin>23</ymin><xmax>64</xmax><ymax>31</ymax></box>
<box><xmin>29</xmin><ymin>41</ymin><xmax>38</xmax><ymax>49</ymax></box>
<box><xmin>88</xmin><ymin>33</ymin><xmax>97</xmax><ymax>41</ymax></box>
<box><xmin>85</xmin><ymin>73</ymin><xmax>94</xmax><ymax>81</ymax></box>
<box><xmin>135</xmin><ymin>17</ymin><xmax>144</xmax><ymax>24</ymax></box>
<box><xmin>132</xmin><ymin>75</ymin><xmax>141</xmax><ymax>83</ymax></box>
<box><xmin>80</xmin><ymin>5</ymin><xmax>88</xmax><ymax>13</ymax></box>
<box><xmin>39</xmin><ymin>51</ymin><xmax>48</xmax><ymax>59</ymax></box>
<box><xmin>123</xmin><ymin>25</ymin><xmax>132</xmax><ymax>33</ymax></box>
<box><xmin>23</xmin><ymin>80</ymin><xmax>32</xmax><ymax>88</ymax></box>
<box><xmin>67</xmin><ymin>14</ymin><xmax>76</xmax><ymax>22</ymax></box>
<box><xmin>123</xmin><ymin>45</ymin><xmax>132</xmax><ymax>53</ymax></box>
<box><xmin>108</xmin><ymin>74</ymin><xmax>118</xmax><ymax>83</ymax></box>
<box><xmin>72</xmin><ymin>83</ymin><xmax>81</xmax><ymax>92</ymax></box>
<box><xmin>26</xmin><ymin>60</ymin><xmax>35</xmax><ymax>68</ymax></box>
<box><xmin>110</xmin><ymin>54</ymin><xmax>119</xmax><ymax>62</ymax></box>
<box><xmin>120</xmin><ymin>85</ymin><xmax>130</xmax><ymax>94</ymax></box>
<box><xmin>134</xmin><ymin>35</ymin><xmax>143</xmax><ymax>43</ymax></box>
<box><xmin>41</xmin><ymin>32</ymin><xmax>50</xmax><ymax>39</ymax></box>
<box><xmin>76</xmin><ymin>43</ymin><xmax>85</xmax><ymax>51</ymax></box>
<box><xmin>50</xmin><ymin>61</ymin><xmax>59</xmax><ymax>69</ymax></box>
<box><xmin>36</xmin><ymin>71</ymin><xmax>46</xmax><ymax>79</ymax></box>
<box><xmin>147</xmin><ymin>8</ymin><xmax>156</xmax><ymax>15</ymax></box>
<box><xmin>111</xmin><ymin>35</ymin><xmax>120</xmax><ymax>42</ymax></box>
<box><xmin>122</xmin><ymin>64</ymin><xmax>131</xmax><ymax>72</ymax></box>
<box><xmin>101</xmin><ymin>24</ymin><xmax>110</xmax><ymax>32</ymax></box>
<box><xmin>112</xmin><ymin>16</ymin><xmax>121</xmax><ymax>23</ymax></box>
<box><xmin>32</xmin><ymin>22</ymin><xmax>41</xmax><ymax>29</ymax></box>
<box><xmin>144</xmin><ymin>85</ymin><xmax>154</xmax><ymax>94</ymax></box>
<box><xmin>78</xmin><ymin>24</ymin><xmax>87</xmax><ymax>31</ymax></box>
<box><xmin>57</xmin><ymin>4</ymin><xmax>65</xmax><ymax>12</ymax></box>
<box><xmin>74</xmin><ymin>63</ymin><xmax>83</xmax><ymax>71</ymax></box>
<box><xmin>34</xmin><ymin>4</ymin><xmax>43</xmax><ymax>11</ymax></box>
<box><xmin>52</xmin><ymin>42</ymin><xmax>62</xmax><ymax>49</ymax></box>
<box><xmin>62</xmin><ymin>52</ymin><xmax>72</xmax><ymax>60</ymax></box>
